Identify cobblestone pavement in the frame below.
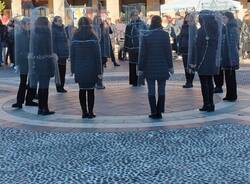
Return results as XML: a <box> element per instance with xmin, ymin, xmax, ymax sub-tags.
<box><xmin>0</xmin><ymin>60</ymin><xmax>250</xmax><ymax>183</ymax></box>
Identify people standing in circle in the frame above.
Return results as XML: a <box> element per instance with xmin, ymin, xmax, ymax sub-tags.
<box><xmin>193</xmin><ymin>12</ymin><xmax>221</xmax><ymax>112</ymax></box>
<box><xmin>71</xmin><ymin>17</ymin><xmax>102</xmax><ymax>119</ymax></box>
<box><xmin>179</xmin><ymin>14</ymin><xmax>195</xmax><ymax>88</ymax></box>
<box><xmin>138</xmin><ymin>15</ymin><xmax>173</xmax><ymax>119</ymax></box>
<box><xmin>221</xmin><ymin>12</ymin><xmax>240</xmax><ymax>102</ymax></box>
<box><xmin>29</xmin><ymin>16</ymin><xmax>56</xmax><ymax>115</ymax></box>
<box><xmin>12</xmin><ymin>17</ymin><xmax>38</xmax><ymax>109</ymax></box>
<box><xmin>52</xmin><ymin>16</ymin><xmax>69</xmax><ymax>93</ymax></box>
<box><xmin>124</xmin><ymin>10</ymin><xmax>147</xmax><ymax>87</ymax></box>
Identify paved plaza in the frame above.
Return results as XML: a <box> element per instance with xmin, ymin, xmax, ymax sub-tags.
<box><xmin>0</xmin><ymin>60</ymin><xmax>250</xmax><ymax>183</ymax></box>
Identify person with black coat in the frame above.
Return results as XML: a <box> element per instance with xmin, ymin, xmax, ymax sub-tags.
<box><xmin>138</xmin><ymin>16</ymin><xmax>173</xmax><ymax>119</ymax></box>
<box><xmin>71</xmin><ymin>17</ymin><xmax>102</xmax><ymax>119</ymax></box>
<box><xmin>191</xmin><ymin>12</ymin><xmax>221</xmax><ymax>112</ymax></box>
<box><xmin>221</xmin><ymin>12</ymin><xmax>240</xmax><ymax>102</ymax></box>
<box><xmin>0</xmin><ymin>20</ymin><xmax>8</xmax><ymax>66</ymax></box>
<box><xmin>52</xmin><ymin>16</ymin><xmax>69</xmax><ymax>93</ymax></box>
<box><xmin>179</xmin><ymin>14</ymin><xmax>195</xmax><ymax>88</ymax></box>
<box><xmin>124</xmin><ymin>10</ymin><xmax>147</xmax><ymax>86</ymax></box>
<box><xmin>29</xmin><ymin>16</ymin><xmax>56</xmax><ymax>115</ymax></box>
<box><xmin>12</xmin><ymin>18</ymin><xmax>37</xmax><ymax>109</ymax></box>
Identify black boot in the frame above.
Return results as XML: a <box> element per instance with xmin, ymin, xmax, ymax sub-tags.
<box><xmin>183</xmin><ymin>71</ymin><xmax>194</xmax><ymax>88</ymax></box>
<box><xmin>38</xmin><ymin>89</ymin><xmax>55</xmax><ymax>115</ymax></box>
<box><xmin>148</xmin><ymin>95</ymin><xmax>158</xmax><ymax>119</ymax></box>
<box><xmin>79</xmin><ymin>90</ymin><xmax>89</xmax><ymax>118</ymax></box>
<box><xmin>207</xmin><ymin>83</ymin><xmax>215</xmax><ymax>112</ymax></box>
<box><xmin>199</xmin><ymin>83</ymin><xmax>210</xmax><ymax>112</ymax></box>
<box><xmin>87</xmin><ymin>90</ymin><xmax>96</xmax><ymax>119</ymax></box>
<box><xmin>157</xmin><ymin>95</ymin><xmax>165</xmax><ymax>119</ymax></box>
<box><xmin>25</xmin><ymin>87</ymin><xmax>38</xmax><ymax>106</ymax></box>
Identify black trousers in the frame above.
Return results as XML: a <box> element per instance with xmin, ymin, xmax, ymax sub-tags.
<box><xmin>57</xmin><ymin>63</ymin><xmax>66</xmax><ymax>89</ymax></box>
<box><xmin>79</xmin><ymin>89</ymin><xmax>95</xmax><ymax>114</ymax></box>
<box><xmin>110</xmin><ymin>41</ymin><xmax>116</xmax><ymax>64</ymax></box>
<box><xmin>182</xmin><ymin>54</ymin><xmax>194</xmax><ymax>84</ymax></box>
<box><xmin>214</xmin><ymin>69</ymin><xmax>224</xmax><ymax>88</ymax></box>
<box><xmin>225</xmin><ymin>70</ymin><xmax>237</xmax><ymax>100</ymax></box>
<box><xmin>199</xmin><ymin>75</ymin><xmax>214</xmax><ymax>106</ymax></box>
<box><xmin>16</xmin><ymin>74</ymin><xmax>36</xmax><ymax>104</ymax></box>
<box><xmin>129</xmin><ymin>63</ymin><xmax>138</xmax><ymax>86</ymax></box>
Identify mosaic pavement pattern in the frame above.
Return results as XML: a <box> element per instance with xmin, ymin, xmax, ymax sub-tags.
<box><xmin>0</xmin><ymin>121</ymin><xmax>250</xmax><ymax>184</ymax></box>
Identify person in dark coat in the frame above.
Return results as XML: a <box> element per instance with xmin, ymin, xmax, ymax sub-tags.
<box><xmin>179</xmin><ymin>14</ymin><xmax>195</xmax><ymax>88</ymax></box>
<box><xmin>138</xmin><ymin>16</ymin><xmax>173</xmax><ymax>119</ymax></box>
<box><xmin>71</xmin><ymin>17</ymin><xmax>102</xmax><ymax>119</ymax></box>
<box><xmin>0</xmin><ymin>20</ymin><xmax>8</xmax><ymax>66</ymax></box>
<box><xmin>124</xmin><ymin>10</ymin><xmax>147</xmax><ymax>86</ymax></box>
<box><xmin>6</xmin><ymin>20</ymin><xmax>15</xmax><ymax>66</ymax></box>
<box><xmin>191</xmin><ymin>12</ymin><xmax>220</xmax><ymax>112</ymax></box>
<box><xmin>12</xmin><ymin>18</ymin><xmax>37</xmax><ymax>109</ymax></box>
<box><xmin>29</xmin><ymin>17</ymin><xmax>55</xmax><ymax>115</ymax></box>
<box><xmin>52</xmin><ymin>16</ymin><xmax>69</xmax><ymax>93</ymax></box>
<box><xmin>221</xmin><ymin>12</ymin><xmax>240</xmax><ymax>102</ymax></box>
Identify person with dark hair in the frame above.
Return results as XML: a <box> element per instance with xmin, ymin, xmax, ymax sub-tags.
<box><xmin>179</xmin><ymin>14</ymin><xmax>195</xmax><ymax>88</ymax></box>
<box><xmin>191</xmin><ymin>12</ymin><xmax>221</xmax><ymax>112</ymax></box>
<box><xmin>221</xmin><ymin>11</ymin><xmax>240</xmax><ymax>102</ymax></box>
<box><xmin>52</xmin><ymin>16</ymin><xmax>69</xmax><ymax>93</ymax></box>
<box><xmin>138</xmin><ymin>15</ymin><xmax>173</xmax><ymax>119</ymax></box>
<box><xmin>71</xmin><ymin>17</ymin><xmax>102</xmax><ymax>119</ymax></box>
<box><xmin>0</xmin><ymin>20</ymin><xmax>8</xmax><ymax>66</ymax></box>
<box><xmin>29</xmin><ymin>16</ymin><xmax>56</xmax><ymax>115</ymax></box>
<box><xmin>12</xmin><ymin>17</ymin><xmax>37</xmax><ymax>109</ymax></box>
<box><xmin>124</xmin><ymin>10</ymin><xmax>147</xmax><ymax>87</ymax></box>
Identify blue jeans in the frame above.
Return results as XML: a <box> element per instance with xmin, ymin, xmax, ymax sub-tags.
<box><xmin>146</xmin><ymin>79</ymin><xmax>166</xmax><ymax>96</ymax></box>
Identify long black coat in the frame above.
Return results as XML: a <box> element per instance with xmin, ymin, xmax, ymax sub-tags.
<box><xmin>15</xmin><ymin>29</ymin><xmax>30</xmax><ymax>74</ymax></box>
<box><xmin>138</xmin><ymin>28</ymin><xmax>173</xmax><ymax>80</ymax></box>
<box><xmin>195</xmin><ymin>15</ymin><xmax>220</xmax><ymax>76</ymax></box>
<box><xmin>70</xmin><ymin>32</ymin><xmax>102</xmax><ymax>89</ymax></box>
<box><xmin>52</xmin><ymin>23</ymin><xmax>69</xmax><ymax>63</ymax></box>
<box><xmin>29</xmin><ymin>28</ymin><xmax>55</xmax><ymax>78</ymax></box>
<box><xmin>179</xmin><ymin>23</ymin><xmax>189</xmax><ymax>54</ymax></box>
<box><xmin>124</xmin><ymin>19</ymin><xmax>147</xmax><ymax>64</ymax></box>
<box><xmin>221</xmin><ymin>21</ymin><xmax>240</xmax><ymax>70</ymax></box>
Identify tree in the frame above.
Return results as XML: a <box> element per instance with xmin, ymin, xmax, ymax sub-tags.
<box><xmin>0</xmin><ymin>0</ymin><xmax>5</xmax><ymax>14</ymax></box>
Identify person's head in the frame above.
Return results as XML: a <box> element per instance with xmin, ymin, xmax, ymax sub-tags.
<box><xmin>150</xmin><ymin>15</ymin><xmax>162</xmax><ymax>29</ymax></box>
<box><xmin>223</xmin><ymin>11</ymin><xmax>235</xmax><ymax>25</ymax></box>
<box><xmin>130</xmin><ymin>10</ymin><xmax>139</xmax><ymax>21</ymax></box>
<box><xmin>53</xmin><ymin>16</ymin><xmax>63</xmax><ymax>26</ymax></box>
<box><xmin>183</xmin><ymin>13</ymin><xmax>189</xmax><ymax>25</ymax></box>
<box><xmin>21</xmin><ymin>17</ymin><xmax>31</xmax><ymax>30</ymax></box>
<box><xmin>35</xmin><ymin>17</ymin><xmax>50</xmax><ymax>30</ymax></box>
<box><xmin>77</xmin><ymin>16</ymin><xmax>95</xmax><ymax>38</ymax></box>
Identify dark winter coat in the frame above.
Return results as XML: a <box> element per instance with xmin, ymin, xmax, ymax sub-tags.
<box><xmin>194</xmin><ymin>15</ymin><xmax>220</xmax><ymax>76</ymax></box>
<box><xmin>70</xmin><ymin>32</ymin><xmax>102</xmax><ymax>89</ymax></box>
<box><xmin>179</xmin><ymin>23</ymin><xmax>189</xmax><ymax>54</ymax></box>
<box><xmin>100</xmin><ymin>25</ymin><xmax>111</xmax><ymax>59</ymax></box>
<box><xmin>0</xmin><ymin>25</ymin><xmax>8</xmax><ymax>45</ymax></box>
<box><xmin>15</xmin><ymin>29</ymin><xmax>30</xmax><ymax>74</ymax></box>
<box><xmin>221</xmin><ymin>21</ymin><xmax>240</xmax><ymax>70</ymax></box>
<box><xmin>138</xmin><ymin>28</ymin><xmax>173</xmax><ymax>80</ymax></box>
<box><xmin>52</xmin><ymin>23</ymin><xmax>69</xmax><ymax>63</ymax></box>
<box><xmin>29</xmin><ymin>27</ymin><xmax>55</xmax><ymax>78</ymax></box>
<box><xmin>124</xmin><ymin>19</ymin><xmax>147</xmax><ymax>64</ymax></box>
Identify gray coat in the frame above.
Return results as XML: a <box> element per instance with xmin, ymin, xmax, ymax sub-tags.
<box><xmin>138</xmin><ymin>28</ymin><xmax>173</xmax><ymax>80</ymax></box>
<box><xmin>70</xmin><ymin>33</ymin><xmax>102</xmax><ymax>89</ymax></box>
<box><xmin>15</xmin><ymin>29</ymin><xmax>30</xmax><ymax>74</ymax></box>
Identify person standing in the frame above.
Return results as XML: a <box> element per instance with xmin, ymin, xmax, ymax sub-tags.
<box><xmin>6</xmin><ymin>20</ymin><xmax>15</xmax><ymax>66</ymax></box>
<box><xmin>179</xmin><ymin>14</ymin><xmax>195</xmax><ymax>88</ymax></box>
<box><xmin>0</xmin><ymin>20</ymin><xmax>7</xmax><ymax>67</ymax></box>
<box><xmin>71</xmin><ymin>17</ymin><xmax>102</xmax><ymax>119</ymax></box>
<box><xmin>138</xmin><ymin>16</ymin><xmax>173</xmax><ymax>119</ymax></box>
<box><xmin>221</xmin><ymin>12</ymin><xmax>240</xmax><ymax>102</ymax></box>
<box><xmin>12</xmin><ymin>18</ymin><xmax>37</xmax><ymax>109</ymax></box>
<box><xmin>124</xmin><ymin>10</ymin><xmax>147</xmax><ymax>87</ymax></box>
<box><xmin>192</xmin><ymin>12</ymin><xmax>221</xmax><ymax>112</ymax></box>
<box><xmin>29</xmin><ymin>16</ymin><xmax>56</xmax><ymax>115</ymax></box>
<box><xmin>52</xmin><ymin>16</ymin><xmax>69</xmax><ymax>93</ymax></box>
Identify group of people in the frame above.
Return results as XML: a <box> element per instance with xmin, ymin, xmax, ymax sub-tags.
<box><xmin>8</xmin><ymin>7</ymin><xmax>240</xmax><ymax>120</ymax></box>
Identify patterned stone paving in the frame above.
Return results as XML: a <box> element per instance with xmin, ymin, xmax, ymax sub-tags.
<box><xmin>1</xmin><ymin>61</ymin><xmax>250</xmax><ymax>183</ymax></box>
<box><xmin>0</xmin><ymin>121</ymin><xmax>250</xmax><ymax>184</ymax></box>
